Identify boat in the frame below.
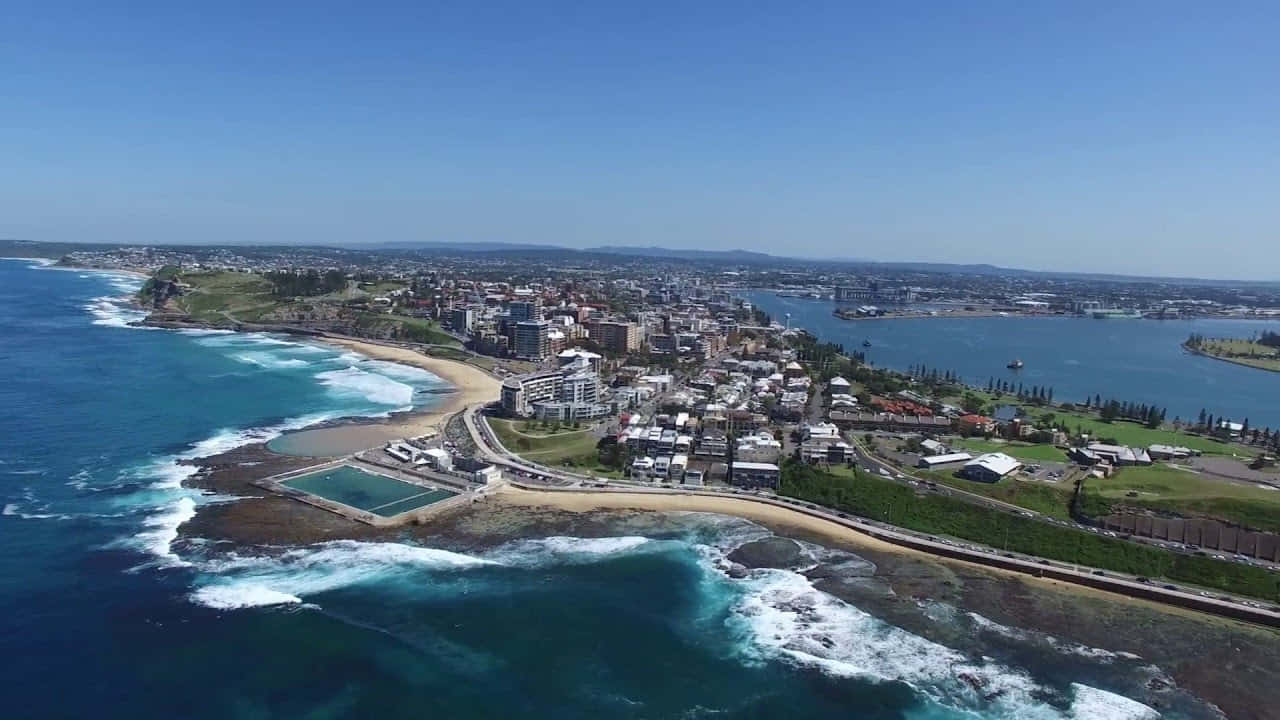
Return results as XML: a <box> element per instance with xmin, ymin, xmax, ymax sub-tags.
<box><xmin>862</xmin><ymin>340</ymin><xmax>872</xmax><ymax>347</ymax></box>
<box><xmin>1007</xmin><ymin>358</ymin><xmax>1024</xmax><ymax>369</ymax></box>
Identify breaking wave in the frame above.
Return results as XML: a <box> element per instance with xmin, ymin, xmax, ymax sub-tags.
<box><xmin>190</xmin><ymin>540</ymin><xmax>496</xmax><ymax>609</ymax></box>
<box><xmin>315</xmin><ymin>365</ymin><xmax>416</xmax><ymax>406</ymax></box>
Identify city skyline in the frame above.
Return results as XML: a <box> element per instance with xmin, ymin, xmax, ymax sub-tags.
<box><xmin>4</xmin><ymin>2</ymin><xmax>1278</xmax><ymax>279</ymax></box>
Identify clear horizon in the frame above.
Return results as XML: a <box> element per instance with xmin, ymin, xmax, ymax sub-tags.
<box><xmin>4</xmin><ymin>3</ymin><xmax>1278</xmax><ymax>279</ymax></box>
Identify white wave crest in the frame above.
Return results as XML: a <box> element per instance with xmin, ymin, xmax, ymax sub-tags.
<box><xmin>1068</xmin><ymin>683</ymin><xmax>1160</xmax><ymax>720</ymax></box>
<box><xmin>364</xmin><ymin>359</ymin><xmax>444</xmax><ymax>384</ymax></box>
<box><xmin>487</xmin><ymin>535</ymin><xmax>656</xmax><ymax>566</ymax></box>
<box><xmin>728</xmin><ymin>567</ymin><xmax>1114</xmax><ymax>719</ymax></box>
<box><xmin>315</xmin><ymin>366</ymin><xmax>416</xmax><ymax>406</ymax></box>
<box><xmin>190</xmin><ymin>584</ymin><xmax>303</xmax><ymax>610</ymax></box>
<box><xmin>83</xmin><ymin>296</ymin><xmax>150</xmax><ymax>328</ymax></box>
<box><xmin>2</xmin><ymin>503</ymin><xmax>69</xmax><ymax>520</ymax></box>
<box><xmin>130</xmin><ymin>496</ymin><xmax>197</xmax><ymax>567</ymax></box>
<box><xmin>190</xmin><ymin>540</ymin><xmax>494</xmax><ymax>609</ymax></box>
<box><xmin>231</xmin><ymin>352</ymin><xmax>310</xmax><ymax>370</ymax></box>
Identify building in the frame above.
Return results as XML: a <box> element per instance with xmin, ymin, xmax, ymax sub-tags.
<box><xmin>499</xmin><ymin>358</ymin><xmax>609</xmax><ymax>420</ymax></box>
<box><xmin>449</xmin><ymin>306</ymin><xmax>476</xmax><ymax>333</ymax></box>
<box><xmin>731</xmin><ymin>461</ymin><xmax>781</xmax><ymax>489</ymax></box>
<box><xmin>956</xmin><ymin>414</ymin><xmax>997</xmax><ymax>435</ymax></box>
<box><xmin>736</xmin><ymin>431</ymin><xmax>782</xmax><ymax>463</ymax></box>
<box><xmin>587</xmin><ymin>320</ymin><xmax>641</xmax><ymax>356</ymax></box>
<box><xmin>917</xmin><ymin>452</ymin><xmax>973</xmax><ymax>468</ymax></box>
<box><xmin>420</xmin><ymin>447</ymin><xmax>453</xmax><ymax>471</ymax></box>
<box><xmin>513</xmin><ymin>319</ymin><xmax>551</xmax><ymax>361</ymax></box>
<box><xmin>508</xmin><ymin>299</ymin><xmax>542</xmax><ymax>322</ymax></box>
<box><xmin>920</xmin><ymin>438</ymin><xmax>947</xmax><ymax>456</ymax></box>
<box><xmin>557</xmin><ymin>347</ymin><xmax>603</xmax><ymax>373</ymax></box>
<box><xmin>960</xmin><ymin>453</ymin><xmax>1022</xmax><ymax>483</ymax></box>
<box><xmin>835</xmin><ymin>283</ymin><xmax>916</xmax><ymax>303</ymax></box>
<box><xmin>1086</xmin><ymin>443</ymin><xmax>1152</xmax><ymax>466</ymax></box>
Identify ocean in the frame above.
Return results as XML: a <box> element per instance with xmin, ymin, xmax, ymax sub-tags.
<box><xmin>746</xmin><ymin>291</ymin><xmax>1280</xmax><ymax>429</ymax></box>
<box><xmin>0</xmin><ymin>259</ymin><xmax>1228</xmax><ymax>719</ymax></box>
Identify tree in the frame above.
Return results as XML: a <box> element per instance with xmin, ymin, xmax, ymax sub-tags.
<box><xmin>1100</xmin><ymin>400</ymin><xmax>1120</xmax><ymax>422</ymax></box>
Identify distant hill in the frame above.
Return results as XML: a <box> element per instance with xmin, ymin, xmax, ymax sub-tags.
<box><xmin>583</xmin><ymin>245</ymin><xmax>777</xmax><ymax>263</ymax></box>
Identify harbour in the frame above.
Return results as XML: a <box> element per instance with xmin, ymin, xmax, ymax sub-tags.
<box><xmin>747</xmin><ymin>291</ymin><xmax>1280</xmax><ymax>428</ymax></box>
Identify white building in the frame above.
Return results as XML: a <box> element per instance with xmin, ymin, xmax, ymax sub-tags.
<box><xmin>961</xmin><ymin>453</ymin><xmax>1022</xmax><ymax>482</ymax></box>
<box><xmin>500</xmin><ymin>358</ymin><xmax>610</xmax><ymax>420</ymax></box>
<box><xmin>736</xmin><ymin>431</ymin><xmax>782</xmax><ymax>463</ymax></box>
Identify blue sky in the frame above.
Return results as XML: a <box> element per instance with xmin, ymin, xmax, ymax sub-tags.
<box><xmin>3</xmin><ymin>2</ymin><xmax>1277</xmax><ymax>279</ymax></box>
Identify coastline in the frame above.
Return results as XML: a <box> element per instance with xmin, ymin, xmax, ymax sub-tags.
<box><xmin>1183</xmin><ymin>342</ymin><xmax>1280</xmax><ymax>374</ymax></box>
<box><xmin>306</xmin><ymin>335</ymin><xmax>501</xmax><ymax>440</ymax></box>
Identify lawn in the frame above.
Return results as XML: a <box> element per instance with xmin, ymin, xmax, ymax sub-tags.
<box><xmin>1192</xmin><ymin>338</ymin><xmax>1280</xmax><ymax>373</ymax></box>
<box><xmin>1084</xmin><ymin>463</ymin><xmax>1280</xmax><ymax>533</ymax></box>
<box><xmin>488</xmin><ymin>419</ymin><xmax>602</xmax><ymax>464</ymax></box>
<box><xmin>172</xmin><ymin>271</ymin><xmax>286</xmax><ymax>323</ymax></box>
<box><xmin>354</xmin><ymin>312</ymin><xmax>460</xmax><ymax>346</ymax></box>
<box><xmin>954</xmin><ymin>438</ymin><xmax>1067</xmax><ymax>463</ymax></box>
<box><xmin>1037</xmin><ymin>408</ymin><xmax>1241</xmax><ymax>457</ymax></box>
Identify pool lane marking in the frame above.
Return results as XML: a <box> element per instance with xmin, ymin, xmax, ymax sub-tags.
<box><xmin>366</xmin><ymin>488</ymin><xmax>447</xmax><ymax>513</ymax></box>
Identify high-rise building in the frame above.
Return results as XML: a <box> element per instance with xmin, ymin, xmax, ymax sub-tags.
<box><xmin>514</xmin><ymin>319</ymin><xmax>551</xmax><ymax>361</ymax></box>
<box><xmin>449</xmin><ymin>307</ymin><xmax>476</xmax><ymax>333</ymax></box>
<box><xmin>508</xmin><ymin>299</ymin><xmax>542</xmax><ymax>322</ymax></box>
<box><xmin>587</xmin><ymin>320</ymin><xmax>640</xmax><ymax>356</ymax></box>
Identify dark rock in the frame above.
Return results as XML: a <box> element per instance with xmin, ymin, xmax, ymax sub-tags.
<box><xmin>727</xmin><ymin>536</ymin><xmax>806</xmax><ymax>569</ymax></box>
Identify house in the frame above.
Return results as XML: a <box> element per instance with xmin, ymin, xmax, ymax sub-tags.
<box><xmin>827</xmin><ymin>376</ymin><xmax>851</xmax><ymax>394</ymax></box>
<box><xmin>736</xmin><ymin>431</ymin><xmax>782</xmax><ymax>464</ymax></box>
<box><xmin>731</xmin><ymin>461</ymin><xmax>781</xmax><ymax>489</ymax></box>
<box><xmin>956</xmin><ymin>414</ymin><xmax>997</xmax><ymax>435</ymax></box>
<box><xmin>961</xmin><ymin>453</ymin><xmax>1022</xmax><ymax>482</ymax></box>
<box><xmin>920</xmin><ymin>438</ymin><xmax>947</xmax><ymax>456</ymax></box>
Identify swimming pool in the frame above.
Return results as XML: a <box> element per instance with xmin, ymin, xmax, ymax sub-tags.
<box><xmin>282</xmin><ymin>465</ymin><xmax>457</xmax><ymax>517</ymax></box>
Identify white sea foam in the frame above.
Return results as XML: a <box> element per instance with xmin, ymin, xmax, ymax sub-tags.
<box><xmin>724</xmin><ymin>565</ymin><xmax>1107</xmax><ymax>719</ymax></box>
<box><xmin>2</xmin><ymin>502</ymin><xmax>69</xmax><ymax>520</ymax></box>
<box><xmin>1067</xmin><ymin>683</ymin><xmax>1160</xmax><ymax>720</ymax></box>
<box><xmin>190</xmin><ymin>584</ymin><xmax>303</xmax><ymax>610</ymax></box>
<box><xmin>130</xmin><ymin>496</ymin><xmax>197</xmax><ymax>567</ymax></box>
<box><xmin>177</xmin><ymin>328</ymin><xmax>235</xmax><ymax>336</ymax></box>
<box><xmin>231</xmin><ymin>352</ymin><xmax>309</xmax><ymax>370</ymax></box>
<box><xmin>491</xmin><ymin>536</ymin><xmax>655</xmax><ymax>566</ymax></box>
<box><xmin>316</xmin><ymin>366</ymin><xmax>416</xmax><ymax>406</ymax></box>
<box><xmin>364</xmin><ymin>359</ymin><xmax>444</xmax><ymax>384</ymax></box>
<box><xmin>83</xmin><ymin>296</ymin><xmax>150</xmax><ymax>328</ymax></box>
<box><xmin>190</xmin><ymin>540</ymin><xmax>494</xmax><ymax>609</ymax></box>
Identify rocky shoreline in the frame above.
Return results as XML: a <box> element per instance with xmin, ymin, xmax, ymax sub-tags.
<box><xmin>177</xmin><ymin>434</ymin><xmax>1278</xmax><ymax>719</ymax></box>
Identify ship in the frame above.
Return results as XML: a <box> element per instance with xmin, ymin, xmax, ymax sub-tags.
<box><xmin>1006</xmin><ymin>358</ymin><xmax>1024</xmax><ymax>369</ymax></box>
<box><xmin>862</xmin><ymin>340</ymin><xmax>872</xmax><ymax>347</ymax></box>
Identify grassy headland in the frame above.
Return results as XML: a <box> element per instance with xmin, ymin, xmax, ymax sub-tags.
<box><xmin>140</xmin><ymin>268</ymin><xmax>458</xmax><ymax>346</ymax></box>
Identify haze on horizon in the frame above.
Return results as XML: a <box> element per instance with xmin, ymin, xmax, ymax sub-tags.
<box><xmin>3</xmin><ymin>3</ymin><xmax>1277</xmax><ymax>280</ymax></box>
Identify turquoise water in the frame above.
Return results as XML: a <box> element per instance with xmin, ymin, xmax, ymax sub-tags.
<box><xmin>747</xmin><ymin>291</ymin><xmax>1280</xmax><ymax>428</ymax></box>
<box><xmin>0</xmin><ymin>259</ymin><xmax>1219</xmax><ymax>718</ymax></box>
<box><xmin>283</xmin><ymin>465</ymin><xmax>457</xmax><ymax>516</ymax></box>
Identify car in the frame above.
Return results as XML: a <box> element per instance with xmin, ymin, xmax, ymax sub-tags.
<box><xmin>1135</xmin><ymin>576</ymin><xmax>1150</xmax><ymax>583</ymax></box>
<box><xmin>1091</xmin><ymin>570</ymin><xmax>1105</xmax><ymax>576</ymax></box>
<box><xmin>1163</xmin><ymin>584</ymin><xmax>1177</xmax><ymax>591</ymax></box>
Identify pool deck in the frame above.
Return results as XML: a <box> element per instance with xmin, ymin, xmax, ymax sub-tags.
<box><xmin>254</xmin><ymin>457</ymin><xmax>485</xmax><ymax>527</ymax></box>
